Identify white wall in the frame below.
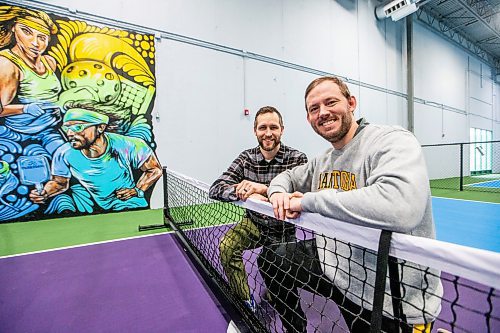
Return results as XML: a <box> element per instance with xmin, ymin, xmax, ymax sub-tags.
<box><xmin>27</xmin><ymin>0</ymin><xmax>500</xmax><ymax>207</ymax></box>
<box><xmin>413</xmin><ymin>20</ymin><xmax>498</xmax><ymax>180</ymax></box>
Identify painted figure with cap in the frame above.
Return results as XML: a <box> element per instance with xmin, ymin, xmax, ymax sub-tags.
<box><xmin>29</xmin><ymin>104</ymin><xmax>162</xmax><ymax>211</ymax></box>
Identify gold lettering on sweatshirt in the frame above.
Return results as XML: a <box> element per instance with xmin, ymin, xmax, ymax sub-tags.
<box><xmin>317</xmin><ymin>170</ymin><xmax>358</xmax><ymax>191</ymax></box>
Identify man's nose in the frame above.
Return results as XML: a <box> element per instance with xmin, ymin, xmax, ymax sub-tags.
<box><xmin>319</xmin><ymin>104</ymin><xmax>330</xmax><ymax>117</ymax></box>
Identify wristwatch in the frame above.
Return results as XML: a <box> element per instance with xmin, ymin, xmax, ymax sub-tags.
<box><xmin>135</xmin><ymin>187</ymin><xmax>144</xmax><ymax>198</ymax></box>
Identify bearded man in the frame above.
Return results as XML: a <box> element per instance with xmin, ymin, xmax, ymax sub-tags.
<box><xmin>259</xmin><ymin>77</ymin><xmax>442</xmax><ymax>333</ymax></box>
<box><xmin>209</xmin><ymin>106</ymin><xmax>307</xmax><ymax>313</ymax></box>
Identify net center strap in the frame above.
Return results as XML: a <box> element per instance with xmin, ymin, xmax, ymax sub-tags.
<box><xmin>370</xmin><ymin>230</ymin><xmax>406</xmax><ymax>333</ymax></box>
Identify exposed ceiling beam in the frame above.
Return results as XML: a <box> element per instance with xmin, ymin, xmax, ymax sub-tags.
<box><xmin>455</xmin><ymin>0</ymin><xmax>500</xmax><ymax>40</ymax></box>
<box><xmin>416</xmin><ymin>8</ymin><xmax>500</xmax><ymax>77</ymax></box>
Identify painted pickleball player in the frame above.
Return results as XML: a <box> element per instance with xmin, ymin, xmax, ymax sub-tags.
<box><xmin>0</xmin><ymin>6</ymin><xmax>64</xmax><ymax>154</ymax></box>
<box><xmin>29</xmin><ymin>107</ymin><xmax>162</xmax><ymax>210</ymax></box>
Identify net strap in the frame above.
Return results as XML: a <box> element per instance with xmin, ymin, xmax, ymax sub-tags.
<box><xmin>370</xmin><ymin>230</ymin><xmax>408</xmax><ymax>333</ymax></box>
<box><xmin>389</xmin><ymin>253</ymin><xmax>408</xmax><ymax>332</ymax></box>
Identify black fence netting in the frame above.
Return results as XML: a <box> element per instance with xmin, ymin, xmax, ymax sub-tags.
<box><xmin>422</xmin><ymin>141</ymin><xmax>500</xmax><ymax>194</ymax></box>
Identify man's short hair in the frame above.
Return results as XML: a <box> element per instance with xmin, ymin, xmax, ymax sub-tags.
<box><xmin>254</xmin><ymin>106</ymin><xmax>283</xmax><ymax>129</ymax></box>
<box><xmin>304</xmin><ymin>76</ymin><xmax>351</xmax><ymax>111</ymax></box>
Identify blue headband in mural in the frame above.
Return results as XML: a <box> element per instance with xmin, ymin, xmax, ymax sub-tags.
<box><xmin>63</xmin><ymin>108</ymin><xmax>109</xmax><ymax>125</ymax></box>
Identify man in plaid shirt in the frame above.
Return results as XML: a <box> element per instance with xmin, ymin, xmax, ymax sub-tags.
<box><xmin>209</xmin><ymin>106</ymin><xmax>307</xmax><ymax>312</ymax></box>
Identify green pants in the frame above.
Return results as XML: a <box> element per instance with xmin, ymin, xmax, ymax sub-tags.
<box><xmin>219</xmin><ymin>217</ymin><xmax>294</xmax><ymax>301</ymax></box>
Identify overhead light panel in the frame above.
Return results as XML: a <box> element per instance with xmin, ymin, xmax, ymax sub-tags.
<box><xmin>375</xmin><ymin>0</ymin><xmax>418</xmax><ymax>22</ymax></box>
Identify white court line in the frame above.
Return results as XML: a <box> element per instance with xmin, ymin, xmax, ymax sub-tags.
<box><xmin>463</xmin><ymin>179</ymin><xmax>500</xmax><ymax>186</ymax></box>
<box><xmin>0</xmin><ymin>230</ymin><xmax>174</xmax><ymax>260</ymax></box>
<box><xmin>0</xmin><ymin>220</ymin><xmax>239</xmax><ymax>260</ymax></box>
<box><xmin>432</xmin><ymin>195</ymin><xmax>500</xmax><ymax>205</ymax></box>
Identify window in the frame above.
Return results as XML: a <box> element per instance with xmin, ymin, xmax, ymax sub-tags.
<box><xmin>470</xmin><ymin>128</ymin><xmax>492</xmax><ymax>175</ymax></box>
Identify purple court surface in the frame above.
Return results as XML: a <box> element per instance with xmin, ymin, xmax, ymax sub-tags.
<box><xmin>0</xmin><ymin>233</ymin><xmax>231</xmax><ymax>333</ymax></box>
<box><xmin>2</xmin><ymin>226</ymin><xmax>498</xmax><ymax>332</ymax></box>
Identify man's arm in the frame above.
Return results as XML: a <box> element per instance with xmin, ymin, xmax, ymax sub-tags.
<box><xmin>208</xmin><ymin>154</ymin><xmax>246</xmax><ymax>201</ymax></box>
<box><xmin>115</xmin><ymin>153</ymin><xmax>162</xmax><ymax>200</ymax></box>
<box><xmin>209</xmin><ymin>152</ymin><xmax>270</xmax><ymax>202</ymax></box>
<box><xmin>266</xmin><ymin>158</ymin><xmax>315</xmax><ymax>219</ymax></box>
<box><xmin>137</xmin><ymin>153</ymin><xmax>162</xmax><ymax>190</ymax></box>
<box><xmin>29</xmin><ymin>175</ymin><xmax>70</xmax><ymax>203</ymax></box>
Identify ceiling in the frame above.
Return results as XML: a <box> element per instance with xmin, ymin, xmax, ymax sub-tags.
<box><xmin>415</xmin><ymin>0</ymin><xmax>500</xmax><ymax>77</ymax></box>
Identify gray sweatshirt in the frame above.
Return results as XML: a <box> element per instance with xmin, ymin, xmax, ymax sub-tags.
<box><xmin>268</xmin><ymin>121</ymin><xmax>443</xmax><ymax>323</ymax></box>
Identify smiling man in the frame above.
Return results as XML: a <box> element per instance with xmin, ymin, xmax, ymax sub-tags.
<box><xmin>258</xmin><ymin>76</ymin><xmax>442</xmax><ymax>333</ymax></box>
<box><xmin>209</xmin><ymin>106</ymin><xmax>307</xmax><ymax>313</ymax></box>
<box><xmin>29</xmin><ymin>106</ymin><xmax>162</xmax><ymax>211</ymax></box>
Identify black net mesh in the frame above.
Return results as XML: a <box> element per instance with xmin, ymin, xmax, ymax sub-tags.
<box><xmin>163</xmin><ymin>168</ymin><xmax>499</xmax><ymax>333</ymax></box>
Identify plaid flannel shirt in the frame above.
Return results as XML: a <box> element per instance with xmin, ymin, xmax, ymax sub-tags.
<box><xmin>209</xmin><ymin>143</ymin><xmax>308</xmax><ymax>227</ymax></box>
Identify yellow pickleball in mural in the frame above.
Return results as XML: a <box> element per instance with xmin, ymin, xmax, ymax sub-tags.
<box><xmin>60</xmin><ymin>61</ymin><xmax>122</xmax><ymax>104</ymax></box>
<box><xmin>68</xmin><ymin>33</ymin><xmax>154</xmax><ymax>86</ymax></box>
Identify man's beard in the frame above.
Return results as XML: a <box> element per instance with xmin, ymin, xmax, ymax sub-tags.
<box><xmin>314</xmin><ymin>113</ymin><xmax>352</xmax><ymax>144</ymax></box>
<box><xmin>70</xmin><ymin>128</ymin><xmax>101</xmax><ymax>150</ymax></box>
<box><xmin>258</xmin><ymin>137</ymin><xmax>280</xmax><ymax>152</ymax></box>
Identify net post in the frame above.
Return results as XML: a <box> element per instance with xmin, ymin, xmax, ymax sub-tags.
<box><xmin>137</xmin><ymin>166</ymin><xmax>171</xmax><ymax>232</ymax></box>
<box><xmin>459</xmin><ymin>143</ymin><xmax>464</xmax><ymax>191</ymax></box>
<box><xmin>162</xmin><ymin>166</ymin><xmax>175</xmax><ymax>222</ymax></box>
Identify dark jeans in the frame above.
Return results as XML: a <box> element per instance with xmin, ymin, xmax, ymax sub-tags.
<box><xmin>258</xmin><ymin>239</ymin><xmax>417</xmax><ymax>333</ymax></box>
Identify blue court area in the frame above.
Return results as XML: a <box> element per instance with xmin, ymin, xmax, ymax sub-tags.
<box><xmin>467</xmin><ymin>179</ymin><xmax>500</xmax><ymax>188</ymax></box>
<box><xmin>432</xmin><ymin>197</ymin><xmax>500</xmax><ymax>252</ymax></box>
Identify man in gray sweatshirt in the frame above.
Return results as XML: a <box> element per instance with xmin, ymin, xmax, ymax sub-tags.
<box><xmin>258</xmin><ymin>76</ymin><xmax>442</xmax><ymax>333</ymax></box>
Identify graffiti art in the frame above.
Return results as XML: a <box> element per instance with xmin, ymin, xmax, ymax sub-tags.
<box><xmin>0</xmin><ymin>4</ymin><xmax>161</xmax><ymax>222</ymax></box>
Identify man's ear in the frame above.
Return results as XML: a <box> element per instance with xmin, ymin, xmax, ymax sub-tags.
<box><xmin>348</xmin><ymin>95</ymin><xmax>357</xmax><ymax>112</ymax></box>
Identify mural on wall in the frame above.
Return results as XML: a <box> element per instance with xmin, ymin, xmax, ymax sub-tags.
<box><xmin>0</xmin><ymin>4</ymin><xmax>161</xmax><ymax>222</ymax></box>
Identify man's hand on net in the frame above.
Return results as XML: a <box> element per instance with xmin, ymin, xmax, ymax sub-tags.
<box><xmin>234</xmin><ymin>180</ymin><xmax>268</xmax><ymax>201</ymax></box>
<box><xmin>270</xmin><ymin>191</ymin><xmax>304</xmax><ymax>220</ymax></box>
<box><xmin>248</xmin><ymin>193</ymin><xmax>269</xmax><ymax>202</ymax></box>
<box><xmin>286</xmin><ymin>192</ymin><xmax>304</xmax><ymax>219</ymax></box>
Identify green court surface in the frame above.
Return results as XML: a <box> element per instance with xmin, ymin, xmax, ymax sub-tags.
<box><xmin>169</xmin><ymin>202</ymin><xmax>245</xmax><ymax>227</ymax></box>
<box><xmin>0</xmin><ymin>203</ymin><xmax>245</xmax><ymax>257</ymax></box>
<box><xmin>431</xmin><ymin>188</ymin><xmax>500</xmax><ymax>203</ymax></box>
<box><xmin>430</xmin><ymin>174</ymin><xmax>500</xmax><ymax>196</ymax></box>
<box><xmin>0</xmin><ymin>209</ymin><xmax>166</xmax><ymax>257</ymax></box>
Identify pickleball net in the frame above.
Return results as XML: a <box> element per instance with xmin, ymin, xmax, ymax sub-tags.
<box><xmin>162</xmin><ymin>167</ymin><xmax>499</xmax><ymax>333</ymax></box>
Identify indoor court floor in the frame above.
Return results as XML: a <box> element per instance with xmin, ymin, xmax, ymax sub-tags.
<box><xmin>0</xmin><ymin>196</ymin><xmax>498</xmax><ymax>332</ymax></box>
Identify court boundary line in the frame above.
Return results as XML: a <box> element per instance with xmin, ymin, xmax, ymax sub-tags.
<box><xmin>0</xmin><ymin>230</ymin><xmax>174</xmax><ymax>260</ymax></box>
<box><xmin>463</xmin><ymin>179</ymin><xmax>500</xmax><ymax>188</ymax></box>
<box><xmin>431</xmin><ymin>195</ymin><xmax>500</xmax><ymax>205</ymax></box>
<box><xmin>0</xmin><ymin>218</ymin><xmax>240</xmax><ymax>260</ymax></box>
